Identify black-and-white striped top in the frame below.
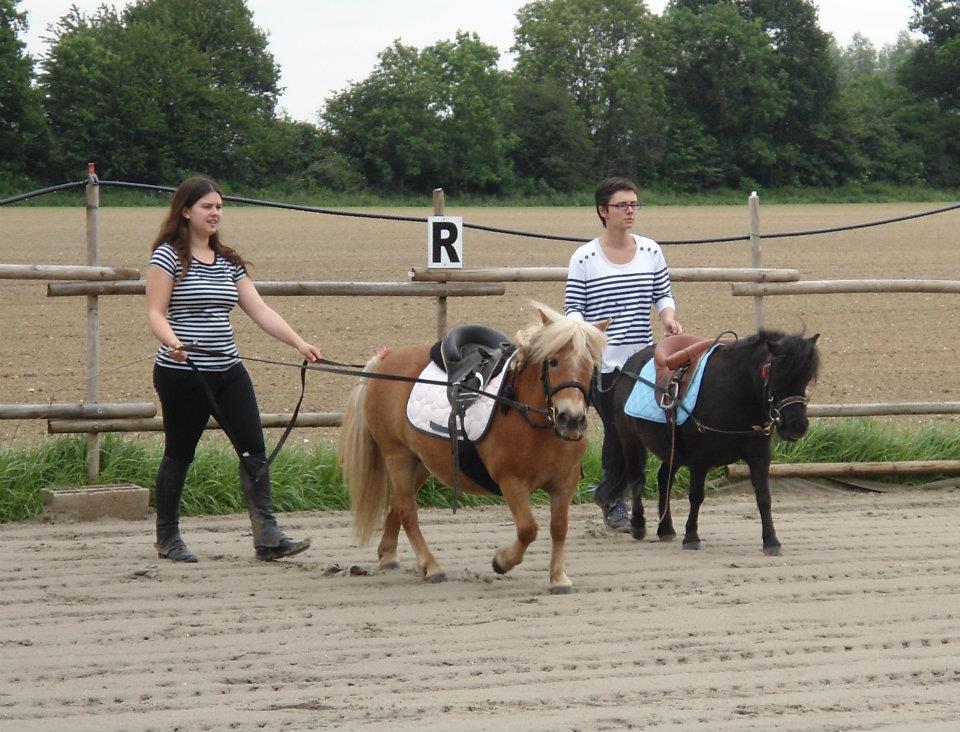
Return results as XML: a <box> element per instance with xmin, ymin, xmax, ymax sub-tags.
<box><xmin>564</xmin><ymin>235</ymin><xmax>675</xmax><ymax>373</ymax></box>
<box><xmin>150</xmin><ymin>243</ymin><xmax>246</xmax><ymax>371</ymax></box>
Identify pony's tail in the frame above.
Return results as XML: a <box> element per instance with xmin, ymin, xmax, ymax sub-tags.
<box><xmin>337</xmin><ymin>354</ymin><xmax>392</xmax><ymax>545</ymax></box>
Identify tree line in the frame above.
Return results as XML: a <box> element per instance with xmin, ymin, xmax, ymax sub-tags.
<box><xmin>1</xmin><ymin>0</ymin><xmax>958</xmax><ymax>196</ymax></box>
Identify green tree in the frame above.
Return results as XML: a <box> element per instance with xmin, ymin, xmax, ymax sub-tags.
<box><xmin>900</xmin><ymin>0</ymin><xmax>960</xmax><ymax>111</ymax></box>
<box><xmin>0</xmin><ymin>0</ymin><xmax>49</xmax><ymax>183</ymax></box>
<box><xmin>660</xmin><ymin>2</ymin><xmax>785</xmax><ymax>188</ymax></box>
<box><xmin>322</xmin><ymin>33</ymin><xmax>514</xmax><ymax>193</ymax></box>
<box><xmin>840</xmin><ymin>76</ymin><xmax>930</xmax><ymax>183</ymax></box>
<box><xmin>897</xmin><ymin>0</ymin><xmax>960</xmax><ymax>184</ymax></box>
<box><xmin>506</xmin><ymin>76</ymin><xmax>594</xmax><ymax>192</ymax></box>
<box><xmin>739</xmin><ymin>0</ymin><xmax>849</xmax><ymax>185</ymax></box>
<box><xmin>835</xmin><ymin>33</ymin><xmax>881</xmax><ymax>85</ymax></box>
<box><xmin>878</xmin><ymin>32</ymin><xmax>919</xmax><ymax>82</ymax></box>
<box><xmin>39</xmin><ymin>0</ymin><xmax>285</xmax><ymax>185</ymax></box>
<box><xmin>511</xmin><ymin>0</ymin><xmax>667</xmax><ymax>177</ymax></box>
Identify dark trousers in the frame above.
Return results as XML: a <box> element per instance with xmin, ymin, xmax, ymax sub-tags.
<box><xmin>153</xmin><ymin>363</ymin><xmax>264</xmax><ymax>463</ymax></box>
<box><xmin>592</xmin><ymin>369</ymin><xmax>627</xmax><ymax>507</ymax></box>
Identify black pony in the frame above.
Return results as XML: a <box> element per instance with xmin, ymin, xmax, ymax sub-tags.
<box><xmin>604</xmin><ymin>330</ymin><xmax>820</xmax><ymax>556</ymax></box>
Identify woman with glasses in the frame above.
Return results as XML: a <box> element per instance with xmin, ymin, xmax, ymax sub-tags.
<box><xmin>563</xmin><ymin>177</ymin><xmax>682</xmax><ymax>531</ymax></box>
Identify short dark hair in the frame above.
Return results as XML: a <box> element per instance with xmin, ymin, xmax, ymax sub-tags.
<box><xmin>595</xmin><ymin>177</ymin><xmax>638</xmax><ymax>227</ymax></box>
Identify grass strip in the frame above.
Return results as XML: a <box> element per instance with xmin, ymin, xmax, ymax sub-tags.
<box><xmin>1</xmin><ymin>418</ymin><xmax>957</xmax><ymax>524</ymax></box>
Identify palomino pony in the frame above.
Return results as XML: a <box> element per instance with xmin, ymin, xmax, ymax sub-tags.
<box><xmin>338</xmin><ymin>304</ymin><xmax>608</xmax><ymax>594</ymax></box>
<box><xmin>606</xmin><ymin>330</ymin><xmax>820</xmax><ymax>555</ymax></box>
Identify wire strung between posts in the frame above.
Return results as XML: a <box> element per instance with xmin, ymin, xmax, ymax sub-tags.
<box><xmin>3</xmin><ymin>179</ymin><xmax>958</xmax><ymax>245</ymax></box>
<box><xmin>0</xmin><ymin>181</ymin><xmax>85</xmax><ymax>206</ymax></box>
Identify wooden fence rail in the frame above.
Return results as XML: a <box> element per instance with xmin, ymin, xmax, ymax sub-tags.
<box><xmin>808</xmin><ymin>402</ymin><xmax>960</xmax><ymax>417</ymax></box>
<box><xmin>410</xmin><ymin>266</ymin><xmax>800</xmax><ymax>283</ymax></box>
<box><xmin>48</xmin><ymin>412</ymin><xmax>342</xmax><ymax>434</ymax></box>
<box><xmin>45</xmin><ymin>400</ymin><xmax>960</xmax><ymax>435</ymax></box>
<box><xmin>0</xmin><ymin>264</ymin><xmax>140</xmax><ymax>281</ymax></box>
<box><xmin>0</xmin><ymin>402</ymin><xmax>155</xmax><ymax>420</ymax></box>
<box><xmin>726</xmin><ymin>461</ymin><xmax>960</xmax><ymax>479</ymax></box>
<box><xmin>731</xmin><ymin>279</ymin><xmax>960</xmax><ymax>296</ymax></box>
<box><xmin>47</xmin><ymin>280</ymin><xmax>505</xmax><ymax>298</ymax></box>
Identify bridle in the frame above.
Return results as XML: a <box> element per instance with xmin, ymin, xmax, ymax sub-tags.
<box><xmin>536</xmin><ymin>357</ymin><xmax>593</xmax><ymax>441</ymax></box>
<box><xmin>754</xmin><ymin>362</ymin><xmax>810</xmax><ymax>437</ymax></box>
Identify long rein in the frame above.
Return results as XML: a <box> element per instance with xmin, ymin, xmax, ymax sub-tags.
<box><xmin>176</xmin><ymin>343</ymin><xmax>573</xmax><ymax>431</ymax></box>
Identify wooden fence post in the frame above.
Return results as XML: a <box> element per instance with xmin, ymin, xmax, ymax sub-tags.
<box><xmin>85</xmin><ymin>164</ymin><xmax>101</xmax><ymax>481</ymax></box>
<box><xmin>433</xmin><ymin>188</ymin><xmax>447</xmax><ymax>340</ymax></box>
<box><xmin>748</xmin><ymin>192</ymin><xmax>764</xmax><ymax>331</ymax></box>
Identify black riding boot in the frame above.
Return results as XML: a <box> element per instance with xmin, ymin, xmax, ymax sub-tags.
<box><xmin>155</xmin><ymin>456</ymin><xmax>198</xmax><ymax>562</ymax></box>
<box><xmin>239</xmin><ymin>452</ymin><xmax>311</xmax><ymax>561</ymax></box>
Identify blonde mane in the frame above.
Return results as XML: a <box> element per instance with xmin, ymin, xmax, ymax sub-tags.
<box><xmin>514</xmin><ymin>302</ymin><xmax>606</xmax><ymax>371</ymax></box>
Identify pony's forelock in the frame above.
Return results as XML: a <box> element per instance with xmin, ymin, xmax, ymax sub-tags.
<box><xmin>515</xmin><ymin>303</ymin><xmax>606</xmax><ymax>370</ymax></box>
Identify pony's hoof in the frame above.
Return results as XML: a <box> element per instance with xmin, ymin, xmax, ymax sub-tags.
<box><xmin>763</xmin><ymin>545</ymin><xmax>782</xmax><ymax>557</ymax></box>
<box><xmin>549</xmin><ymin>585</ymin><xmax>575</xmax><ymax>595</ymax></box>
<box><xmin>658</xmin><ymin>533</ymin><xmax>676</xmax><ymax>542</ymax></box>
<box><xmin>379</xmin><ymin>560</ymin><xmax>401</xmax><ymax>570</ymax></box>
<box><xmin>492</xmin><ymin>556</ymin><xmax>508</xmax><ymax>575</ymax></box>
<box><xmin>630</xmin><ymin>525</ymin><xmax>646</xmax><ymax>541</ymax></box>
<box><xmin>427</xmin><ymin>572</ymin><xmax>448</xmax><ymax>584</ymax></box>
<box><xmin>682</xmin><ymin>541</ymin><xmax>702</xmax><ymax>550</ymax></box>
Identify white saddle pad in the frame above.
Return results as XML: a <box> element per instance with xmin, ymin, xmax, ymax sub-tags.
<box><xmin>406</xmin><ymin>353</ymin><xmax>515</xmax><ymax>441</ymax></box>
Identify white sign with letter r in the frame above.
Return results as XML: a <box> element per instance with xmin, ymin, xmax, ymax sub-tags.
<box><xmin>427</xmin><ymin>216</ymin><xmax>463</xmax><ymax>268</ymax></box>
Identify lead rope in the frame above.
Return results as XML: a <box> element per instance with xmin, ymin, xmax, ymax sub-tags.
<box><xmin>183</xmin><ymin>353</ymin><xmax>308</xmax><ymax>481</ymax></box>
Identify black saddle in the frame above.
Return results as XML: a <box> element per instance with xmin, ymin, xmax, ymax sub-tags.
<box><xmin>429</xmin><ymin>325</ymin><xmax>515</xmax><ymax>410</ymax></box>
<box><xmin>427</xmin><ymin>325</ymin><xmax>515</xmax><ymax>500</ymax></box>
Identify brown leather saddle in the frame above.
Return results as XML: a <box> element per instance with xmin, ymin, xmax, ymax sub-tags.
<box><xmin>653</xmin><ymin>334</ymin><xmax>734</xmax><ymax>416</ymax></box>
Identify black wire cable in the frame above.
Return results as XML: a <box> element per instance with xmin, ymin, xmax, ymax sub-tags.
<box><xmin>0</xmin><ymin>180</ymin><xmax>86</xmax><ymax>206</ymax></box>
<box><xmin>3</xmin><ymin>178</ymin><xmax>957</xmax><ymax>245</ymax></box>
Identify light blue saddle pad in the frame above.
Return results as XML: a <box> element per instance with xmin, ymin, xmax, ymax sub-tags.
<box><xmin>624</xmin><ymin>344</ymin><xmax>721</xmax><ymax>424</ymax></box>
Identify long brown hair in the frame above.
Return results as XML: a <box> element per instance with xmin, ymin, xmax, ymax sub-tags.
<box><xmin>150</xmin><ymin>175</ymin><xmax>249</xmax><ymax>277</ymax></box>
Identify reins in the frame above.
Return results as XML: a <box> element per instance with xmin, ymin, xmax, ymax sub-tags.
<box><xmin>178</xmin><ymin>342</ymin><xmax>552</xmax><ymax>418</ymax></box>
<box><xmin>171</xmin><ymin>342</ymin><xmax>588</xmax><ymax>484</ymax></box>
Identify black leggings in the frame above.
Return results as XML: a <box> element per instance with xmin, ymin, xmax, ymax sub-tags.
<box><xmin>593</xmin><ymin>369</ymin><xmax>623</xmax><ymax>480</ymax></box>
<box><xmin>153</xmin><ymin>363</ymin><xmax>265</xmax><ymax>463</ymax></box>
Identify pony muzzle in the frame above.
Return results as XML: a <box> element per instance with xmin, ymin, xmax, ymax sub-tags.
<box><xmin>552</xmin><ymin>402</ymin><xmax>588</xmax><ymax>440</ymax></box>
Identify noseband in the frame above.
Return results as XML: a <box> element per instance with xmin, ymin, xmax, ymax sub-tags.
<box><xmin>758</xmin><ymin>365</ymin><xmax>809</xmax><ymax>436</ymax></box>
<box><xmin>537</xmin><ymin>359</ymin><xmax>591</xmax><ymax>441</ymax></box>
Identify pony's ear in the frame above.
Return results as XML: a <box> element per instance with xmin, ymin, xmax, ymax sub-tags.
<box><xmin>592</xmin><ymin>318</ymin><xmax>613</xmax><ymax>333</ymax></box>
<box><xmin>809</xmin><ymin>333</ymin><xmax>820</xmax><ymax>344</ymax></box>
<box><xmin>536</xmin><ymin>306</ymin><xmax>559</xmax><ymax>326</ymax></box>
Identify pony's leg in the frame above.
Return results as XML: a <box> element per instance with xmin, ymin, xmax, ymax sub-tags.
<box><xmin>376</xmin><ymin>462</ymin><xmax>428</xmax><ymax>571</ymax></box>
<box><xmin>747</xmin><ymin>458</ymin><xmax>781</xmax><ymax>556</ymax></box>
<box><xmin>545</xmin><ymin>484</ymin><xmax>577</xmax><ymax>595</ymax></box>
<box><xmin>622</xmin><ymin>441</ymin><xmax>647</xmax><ymax>541</ymax></box>
<box><xmin>657</xmin><ymin>461</ymin><xmax>680</xmax><ymax>541</ymax></box>
<box><xmin>385</xmin><ymin>453</ymin><xmax>446</xmax><ymax>582</ymax></box>
<box><xmin>376</xmin><ymin>507</ymin><xmax>402</xmax><ymax>570</ymax></box>
<box><xmin>682</xmin><ymin>466</ymin><xmax>708</xmax><ymax>550</ymax></box>
<box><xmin>492</xmin><ymin>482</ymin><xmax>538</xmax><ymax>579</ymax></box>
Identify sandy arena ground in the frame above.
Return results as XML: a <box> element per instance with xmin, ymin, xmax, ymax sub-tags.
<box><xmin>2</xmin><ymin>481</ymin><xmax>960</xmax><ymax>731</ymax></box>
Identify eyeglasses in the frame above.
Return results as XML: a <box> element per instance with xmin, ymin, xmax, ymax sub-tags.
<box><xmin>607</xmin><ymin>201</ymin><xmax>640</xmax><ymax>211</ymax></box>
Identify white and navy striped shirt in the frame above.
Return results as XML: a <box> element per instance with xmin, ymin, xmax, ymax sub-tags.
<box><xmin>150</xmin><ymin>243</ymin><xmax>246</xmax><ymax>371</ymax></box>
<box><xmin>564</xmin><ymin>235</ymin><xmax>675</xmax><ymax>373</ymax></box>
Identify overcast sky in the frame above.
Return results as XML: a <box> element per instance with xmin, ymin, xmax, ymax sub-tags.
<box><xmin>20</xmin><ymin>0</ymin><xmax>919</xmax><ymax>124</ymax></box>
